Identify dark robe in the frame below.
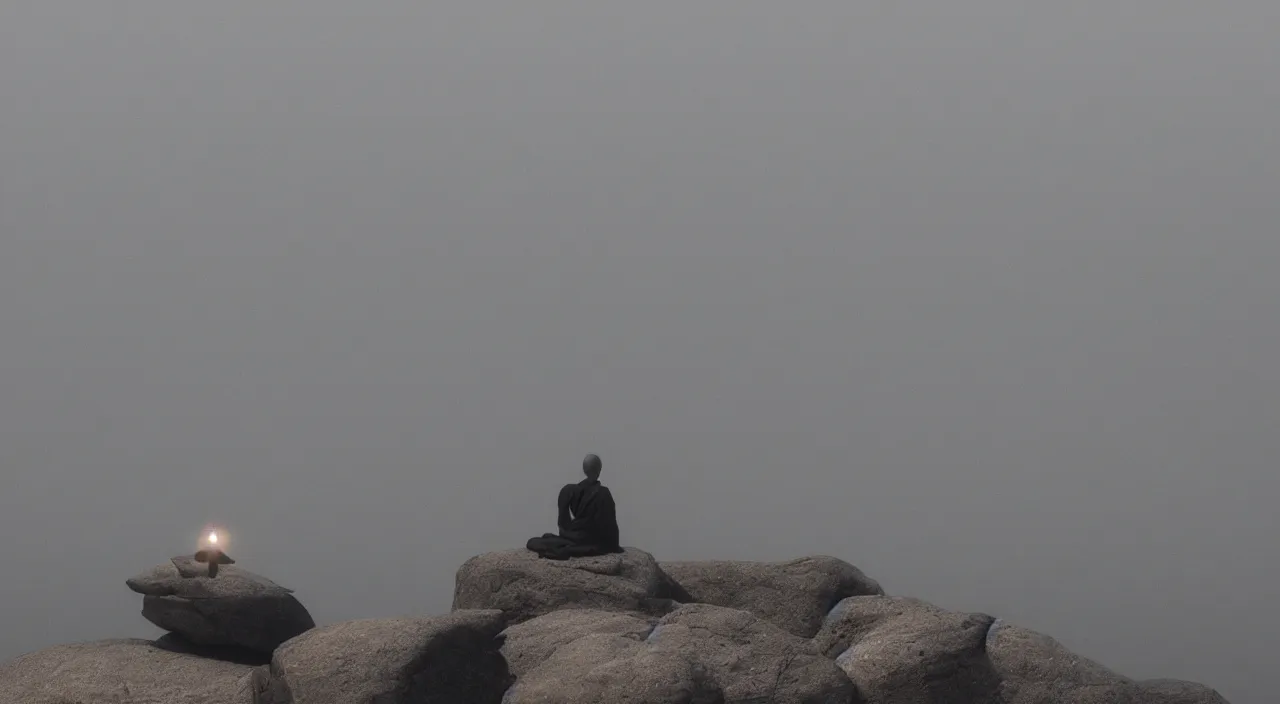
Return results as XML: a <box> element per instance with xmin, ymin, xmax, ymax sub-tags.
<box><xmin>526</xmin><ymin>478</ymin><xmax>622</xmax><ymax>560</ymax></box>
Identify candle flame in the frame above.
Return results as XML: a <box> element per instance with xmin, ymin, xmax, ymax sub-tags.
<box><xmin>208</xmin><ymin>531</ymin><xmax>219</xmax><ymax>544</ymax></box>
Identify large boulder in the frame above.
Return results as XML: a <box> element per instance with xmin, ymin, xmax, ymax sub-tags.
<box><xmin>500</xmin><ymin>617</ymin><xmax>722</xmax><ymax>704</ymax></box>
<box><xmin>986</xmin><ymin>619</ymin><xmax>1127</xmax><ymax>702</ymax></box>
<box><xmin>452</xmin><ymin>547</ymin><xmax>682</xmax><ymax>626</ymax></box>
<box><xmin>127</xmin><ymin>556</ymin><xmax>315</xmax><ymax>655</ymax></box>
<box><xmin>813</xmin><ymin>603</ymin><xmax>1227</xmax><ymax>704</ymax></box>
<box><xmin>260</xmin><ymin>610</ymin><xmax>512</xmax><ymax>704</ymax></box>
<box><xmin>814</xmin><ymin>596</ymin><xmax>999</xmax><ymax>704</ymax></box>
<box><xmin>507</xmin><ymin>633</ymin><xmax>724</xmax><ymax>704</ymax></box>
<box><xmin>647</xmin><ymin>603</ymin><xmax>855</xmax><ymax>703</ymax></box>
<box><xmin>499</xmin><ymin>604</ymin><xmax>854</xmax><ymax>704</ymax></box>
<box><xmin>499</xmin><ymin>608</ymin><xmax>657</xmax><ymax>679</ymax></box>
<box><xmin>660</xmin><ymin>556</ymin><xmax>884</xmax><ymax>638</ymax></box>
<box><xmin>0</xmin><ymin>638</ymin><xmax>261</xmax><ymax>704</ymax></box>
<box><xmin>985</xmin><ymin>619</ymin><xmax>1207</xmax><ymax>704</ymax></box>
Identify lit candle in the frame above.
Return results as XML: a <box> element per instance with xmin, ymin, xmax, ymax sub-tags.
<box><xmin>194</xmin><ymin>527</ymin><xmax>235</xmax><ymax>578</ymax></box>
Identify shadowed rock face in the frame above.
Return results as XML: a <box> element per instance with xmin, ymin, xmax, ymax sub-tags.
<box><xmin>452</xmin><ymin>547</ymin><xmax>684</xmax><ymax>627</ymax></box>
<box><xmin>660</xmin><ymin>555</ymin><xmax>885</xmax><ymax>638</ymax></box>
<box><xmin>153</xmin><ymin>632</ymin><xmax>272</xmax><ymax>666</ymax></box>
<box><xmin>260</xmin><ymin>610</ymin><xmax>513</xmax><ymax>704</ymax></box>
<box><xmin>127</xmin><ymin>556</ymin><xmax>316</xmax><ymax>655</ymax></box>
<box><xmin>0</xmin><ymin>638</ymin><xmax>259</xmax><ymax>704</ymax></box>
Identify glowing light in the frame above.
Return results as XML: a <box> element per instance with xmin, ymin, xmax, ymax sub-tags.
<box><xmin>208</xmin><ymin>531</ymin><xmax>219</xmax><ymax>544</ymax></box>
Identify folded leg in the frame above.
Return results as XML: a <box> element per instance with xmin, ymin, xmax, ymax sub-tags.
<box><xmin>526</xmin><ymin>535</ymin><xmax>576</xmax><ymax>560</ymax></box>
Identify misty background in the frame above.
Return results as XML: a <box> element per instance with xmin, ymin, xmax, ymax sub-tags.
<box><xmin>2</xmin><ymin>3</ymin><xmax>1277</xmax><ymax>701</ymax></box>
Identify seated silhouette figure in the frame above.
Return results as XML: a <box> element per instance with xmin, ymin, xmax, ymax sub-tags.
<box><xmin>526</xmin><ymin>454</ymin><xmax>623</xmax><ymax>560</ymax></box>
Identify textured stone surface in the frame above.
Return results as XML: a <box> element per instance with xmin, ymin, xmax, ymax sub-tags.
<box><xmin>661</xmin><ymin>555</ymin><xmax>884</xmax><ymax>637</ymax></box>
<box><xmin>1</xmin><ymin>549</ymin><xmax>1232</xmax><ymax>703</ymax></box>
<box><xmin>500</xmin><ymin>604</ymin><xmax>853</xmax><ymax>704</ymax></box>
<box><xmin>815</xmin><ymin>596</ymin><xmax>998</xmax><ymax>704</ymax></box>
<box><xmin>500</xmin><ymin>608</ymin><xmax>657</xmax><ymax>679</ymax></box>
<box><xmin>263</xmin><ymin>610</ymin><xmax>512</xmax><ymax>704</ymax></box>
<box><xmin>648</xmin><ymin>603</ymin><xmax>855</xmax><ymax>703</ymax></box>
<box><xmin>501</xmin><ymin>631</ymin><xmax>724</xmax><ymax>704</ymax></box>
<box><xmin>453</xmin><ymin>547</ymin><xmax>682</xmax><ymax>626</ymax></box>
<box><xmin>0</xmin><ymin>638</ymin><xmax>260</xmax><ymax>704</ymax></box>
<box><xmin>1137</xmin><ymin>678</ymin><xmax>1231</xmax><ymax>704</ymax></box>
<box><xmin>986</xmin><ymin>619</ymin><xmax>1148</xmax><ymax>703</ymax></box>
<box><xmin>126</xmin><ymin>556</ymin><xmax>315</xmax><ymax>654</ymax></box>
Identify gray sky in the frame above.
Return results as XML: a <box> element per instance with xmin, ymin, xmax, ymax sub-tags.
<box><xmin>2</xmin><ymin>3</ymin><xmax>1276</xmax><ymax>701</ymax></box>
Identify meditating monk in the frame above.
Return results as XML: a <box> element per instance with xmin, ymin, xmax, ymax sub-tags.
<box><xmin>526</xmin><ymin>454</ymin><xmax>623</xmax><ymax>560</ymax></box>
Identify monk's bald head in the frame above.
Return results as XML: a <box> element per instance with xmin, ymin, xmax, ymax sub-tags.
<box><xmin>583</xmin><ymin>454</ymin><xmax>602</xmax><ymax>480</ymax></box>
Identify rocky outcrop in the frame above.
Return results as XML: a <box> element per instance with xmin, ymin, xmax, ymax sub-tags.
<box><xmin>500</xmin><ymin>604</ymin><xmax>854</xmax><ymax>703</ymax></box>
<box><xmin>0</xmin><ymin>548</ymin><xmax>1232</xmax><ymax>704</ymax></box>
<box><xmin>646</xmin><ymin>603</ymin><xmax>855</xmax><ymax>703</ymax></box>
<box><xmin>814</xmin><ymin>596</ymin><xmax>999</xmax><ymax>704</ymax></box>
<box><xmin>985</xmin><ymin>619</ymin><xmax>1231</xmax><ymax>704</ymax></box>
<box><xmin>259</xmin><ymin>610</ymin><xmax>512</xmax><ymax>704</ymax></box>
<box><xmin>0</xmin><ymin>638</ymin><xmax>260</xmax><ymax>704</ymax></box>
<box><xmin>452</xmin><ymin>546</ymin><xmax>683</xmax><ymax>626</ymax></box>
<box><xmin>126</xmin><ymin>556</ymin><xmax>316</xmax><ymax>655</ymax></box>
<box><xmin>499</xmin><ymin>610</ymin><xmax>723</xmax><ymax>704</ymax></box>
<box><xmin>499</xmin><ymin>608</ymin><xmax>657</xmax><ymax>680</ymax></box>
<box><xmin>660</xmin><ymin>555</ymin><xmax>884</xmax><ymax>637</ymax></box>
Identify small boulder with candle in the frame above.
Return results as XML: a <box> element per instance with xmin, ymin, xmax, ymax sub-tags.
<box><xmin>125</xmin><ymin>529</ymin><xmax>316</xmax><ymax>655</ymax></box>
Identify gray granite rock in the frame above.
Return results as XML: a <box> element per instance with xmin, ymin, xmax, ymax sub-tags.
<box><xmin>500</xmin><ymin>604</ymin><xmax>853</xmax><ymax>704</ymax></box>
<box><xmin>452</xmin><ymin>547</ymin><xmax>683</xmax><ymax>626</ymax></box>
<box><xmin>126</xmin><ymin>556</ymin><xmax>315</xmax><ymax>655</ymax></box>
<box><xmin>815</xmin><ymin>595</ymin><xmax>998</xmax><ymax>704</ymax></box>
<box><xmin>0</xmin><ymin>638</ymin><xmax>262</xmax><ymax>704</ymax></box>
<box><xmin>660</xmin><ymin>555</ymin><xmax>884</xmax><ymax>637</ymax></box>
<box><xmin>986</xmin><ymin>619</ymin><xmax>1151</xmax><ymax>704</ymax></box>
<box><xmin>499</xmin><ymin>608</ymin><xmax>657</xmax><ymax>679</ymax></box>
<box><xmin>501</xmin><ymin>630</ymin><xmax>724</xmax><ymax>704</ymax></box>
<box><xmin>6</xmin><ymin>548</ymin><xmax>1232</xmax><ymax>704</ymax></box>
<box><xmin>648</xmin><ymin>603</ymin><xmax>855</xmax><ymax>703</ymax></box>
<box><xmin>261</xmin><ymin>610</ymin><xmax>511</xmax><ymax>704</ymax></box>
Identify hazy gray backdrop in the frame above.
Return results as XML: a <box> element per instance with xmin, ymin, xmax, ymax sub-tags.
<box><xmin>2</xmin><ymin>3</ymin><xmax>1276</xmax><ymax>701</ymax></box>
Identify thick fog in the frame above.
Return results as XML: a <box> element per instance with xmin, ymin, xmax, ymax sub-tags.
<box><xmin>2</xmin><ymin>3</ymin><xmax>1276</xmax><ymax>701</ymax></box>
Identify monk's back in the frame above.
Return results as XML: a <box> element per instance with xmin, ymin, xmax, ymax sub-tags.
<box><xmin>527</xmin><ymin>454</ymin><xmax>622</xmax><ymax>560</ymax></box>
<box><xmin>559</xmin><ymin>479</ymin><xmax>620</xmax><ymax>550</ymax></box>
